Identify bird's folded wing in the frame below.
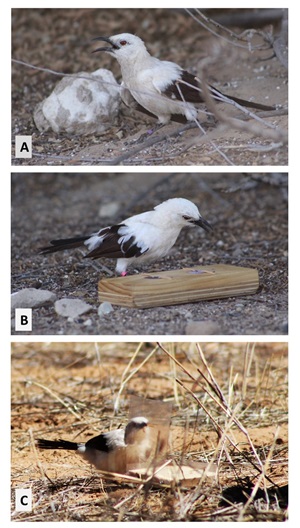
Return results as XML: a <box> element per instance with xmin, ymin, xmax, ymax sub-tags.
<box><xmin>85</xmin><ymin>430</ymin><xmax>125</xmax><ymax>452</ymax></box>
<box><xmin>161</xmin><ymin>70</ymin><xmax>205</xmax><ymax>104</ymax></box>
<box><xmin>86</xmin><ymin>224</ymin><xmax>149</xmax><ymax>260</ymax></box>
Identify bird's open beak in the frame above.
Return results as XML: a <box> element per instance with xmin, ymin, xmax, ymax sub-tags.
<box><xmin>194</xmin><ymin>216</ymin><xmax>213</xmax><ymax>232</ymax></box>
<box><xmin>92</xmin><ymin>36</ymin><xmax>118</xmax><ymax>53</ymax></box>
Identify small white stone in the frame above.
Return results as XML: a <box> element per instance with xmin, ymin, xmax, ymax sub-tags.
<box><xmin>98</xmin><ymin>201</ymin><xmax>120</xmax><ymax>218</ymax></box>
<box><xmin>34</xmin><ymin>69</ymin><xmax>120</xmax><ymax>135</ymax></box>
<box><xmin>98</xmin><ymin>302</ymin><xmax>114</xmax><ymax>316</ymax></box>
<box><xmin>54</xmin><ymin>298</ymin><xmax>92</xmax><ymax>318</ymax></box>
<box><xmin>11</xmin><ymin>288</ymin><xmax>56</xmax><ymax>310</ymax></box>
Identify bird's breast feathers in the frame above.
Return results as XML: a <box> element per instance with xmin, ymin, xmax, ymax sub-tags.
<box><xmin>129</xmin><ymin>61</ymin><xmax>182</xmax><ymax>95</ymax></box>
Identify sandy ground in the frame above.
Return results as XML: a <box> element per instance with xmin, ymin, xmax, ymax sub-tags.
<box><xmin>11</xmin><ymin>342</ymin><xmax>288</xmax><ymax>522</ymax></box>
<box><xmin>11</xmin><ymin>172</ymin><xmax>288</xmax><ymax>336</ymax></box>
<box><xmin>11</xmin><ymin>8</ymin><xmax>288</xmax><ymax>166</ymax></box>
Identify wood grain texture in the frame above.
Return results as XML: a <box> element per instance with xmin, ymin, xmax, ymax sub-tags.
<box><xmin>98</xmin><ymin>265</ymin><xmax>259</xmax><ymax>308</ymax></box>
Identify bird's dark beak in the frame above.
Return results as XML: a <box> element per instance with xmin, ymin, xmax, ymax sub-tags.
<box><xmin>92</xmin><ymin>36</ymin><xmax>117</xmax><ymax>53</ymax></box>
<box><xmin>194</xmin><ymin>216</ymin><xmax>213</xmax><ymax>232</ymax></box>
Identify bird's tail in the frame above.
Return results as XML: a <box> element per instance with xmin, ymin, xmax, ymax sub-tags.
<box><xmin>37</xmin><ymin>438</ymin><xmax>80</xmax><ymax>450</ymax></box>
<box><xmin>211</xmin><ymin>86</ymin><xmax>275</xmax><ymax>111</ymax></box>
<box><xmin>39</xmin><ymin>236</ymin><xmax>89</xmax><ymax>255</ymax></box>
<box><xmin>225</xmin><ymin>93</ymin><xmax>275</xmax><ymax>111</ymax></box>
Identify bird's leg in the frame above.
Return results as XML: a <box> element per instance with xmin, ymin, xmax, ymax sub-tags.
<box><xmin>121</xmin><ymin>271</ymin><xmax>127</xmax><ymax>277</ymax></box>
<box><xmin>136</xmin><ymin>123</ymin><xmax>164</xmax><ymax>143</ymax></box>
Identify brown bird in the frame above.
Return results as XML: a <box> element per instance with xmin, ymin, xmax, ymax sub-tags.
<box><xmin>37</xmin><ymin>416</ymin><xmax>160</xmax><ymax>474</ymax></box>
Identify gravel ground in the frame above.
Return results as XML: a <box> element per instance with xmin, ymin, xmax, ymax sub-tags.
<box><xmin>11</xmin><ymin>172</ymin><xmax>288</xmax><ymax>335</ymax></box>
<box><xmin>12</xmin><ymin>8</ymin><xmax>288</xmax><ymax>166</ymax></box>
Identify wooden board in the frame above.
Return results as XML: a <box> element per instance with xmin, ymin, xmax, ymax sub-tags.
<box><xmin>98</xmin><ymin>264</ymin><xmax>259</xmax><ymax>308</ymax></box>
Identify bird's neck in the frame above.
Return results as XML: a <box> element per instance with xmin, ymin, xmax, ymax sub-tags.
<box><xmin>118</xmin><ymin>49</ymin><xmax>152</xmax><ymax>79</ymax></box>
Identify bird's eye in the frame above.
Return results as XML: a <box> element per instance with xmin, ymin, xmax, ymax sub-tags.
<box><xmin>182</xmin><ymin>215</ymin><xmax>192</xmax><ymax>221</ymax></box>
<box><xmin>119</xmin><ymin>40</ymin><xmax>128</xmax><ymax>46</ymax></box>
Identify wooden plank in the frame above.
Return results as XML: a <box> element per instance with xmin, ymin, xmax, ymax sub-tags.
<box><xmin>98</xmin><ymin>264</ymin><xmax>259</xmax><ymax>308</ymax></box>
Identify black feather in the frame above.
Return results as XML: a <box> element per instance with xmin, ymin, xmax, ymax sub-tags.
<box><xmin>39</xmin><ymin>235</ymin><xmax>89</xmax><ymax>254</ymax></box>
<box><xmin>36</xmin><ymin>438</ymin><xmax>80</xmax><ymax>450</ymax></box>
<box><xmin>162</xmin><ymin>69</ymin><xmax>275</xmax><ymax>111</ymax></box>
<box><xmin>85</xmin><ymin>433</ymin><xmax>113</xmax><ymax>453</ymax></box>
<box><xmin>85</xmin><ymin>225</ymin><xmax>148</xmax><ymax>260</ymax></box>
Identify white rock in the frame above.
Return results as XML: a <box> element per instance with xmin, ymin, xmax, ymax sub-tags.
<box><xmin>185</xmin><ymin>321</ymin><xmax>221</xmax><ymax>335</ymax></box>
<box><xmin>11</xmin><ymin>288</ymin><xmax>56</xmax><ymax>310</ymax></box>
<box><xmin>98</xmin><ymin>201</ymin><xmax>120</xmax><ymax>218</ymax></box>
<box><xmin>54</xmin><ymin>298</ymin><xmax>92</xmax><ymax>318</ymax></box>
<box><xmin>34</xmin><ymin>69</ymin><xmax>120</xmax><ymax>135</ymax></box>
<box><xmin>98</xmin><ymin>302</ymin><xmax>114</xmax><ymax>316</ymax></box>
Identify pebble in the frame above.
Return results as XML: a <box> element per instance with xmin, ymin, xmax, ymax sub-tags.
<box><xmin>11</xmin><ymin>288</ymin><xmax>56</xmax><ymax>311</ymax></box>
<box><xmin>98</xmin><ymin>201</ymin><xmax>120</xmax><ymax>218</ymax></box>
<box><xmin>98</xmin><ymin>302</ymin><xmax>114</xmax><ymax>316</ymax></box>
<box><xmin>54</xmin><ymin>298</ymin><xmax>92</xmax><ymax>319</ymax></box>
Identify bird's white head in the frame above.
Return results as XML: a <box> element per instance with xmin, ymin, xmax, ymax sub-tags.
<box><xmin>124</xmin><ymin>416</ymin><xmax>149</xmax><ymax>444</ymax></box>
<box><xmin>154</xmin><ymin>198</ymin><xmax>213</xmax><ymax>232</ymax></box>
<box><xmin>93</xmin><ymin>33</ymin><xmax>149</xmax><ymax>64</ymax></box>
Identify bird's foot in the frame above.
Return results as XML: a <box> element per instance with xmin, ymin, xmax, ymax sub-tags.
<box><xmin>136</xmin><ymin>123</ymin><xmax>164</xmax><ymax>143</ymax></box>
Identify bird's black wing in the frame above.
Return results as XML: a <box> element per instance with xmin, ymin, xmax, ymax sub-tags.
<box><xmin>40</xmin><ymin>224</ymin><xmax>149</xmax><ymax>260</ymax></box>
<box><xmin>163</xmin><ymin>69</ymin><xmax>274</xmax><ymax>111</ymax></box>
<box><xmin>85</xmin><ymin>224</ymin><xmax>148</xmax><ymax>260</ymax></box>
<box><xmin>163</xmin><ymin>70</ymin><xmax>205</xmax><ymax>104</ymax></box>
<box><xmin>85</xmin><ymin>433</ymin><xmax>111</xmax><ymax>452</ymax></box>
<box><xmin>85</xmin><ymin>432</ymin><xmax>123</xmax><ymax>452</ymax></box>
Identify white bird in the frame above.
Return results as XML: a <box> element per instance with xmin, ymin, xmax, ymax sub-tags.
<box><xmin>92</xmin><ymin>32</ymin><xmax>275</xmax><ymax>125</ymax></box>
<box><xmin>40</xmin><ymin>197</ymin><xmax>212</xmax><ymax>276</ymax></box>
<box><xmin>37</xmin><ymin>416</ymin><xmax>154</xmax><ymax>473</ymax></box>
